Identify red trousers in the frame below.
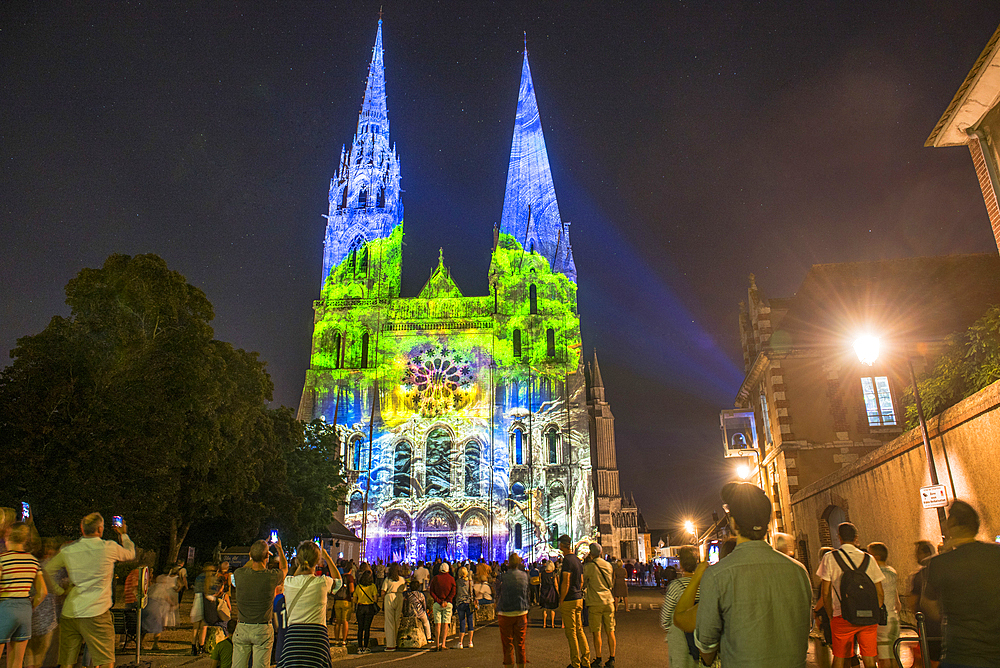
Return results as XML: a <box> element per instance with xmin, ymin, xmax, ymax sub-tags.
<box><xmin>498</xmin><ymin>613</ymin><xmax>528</xmax><ymax>665</ymax></box>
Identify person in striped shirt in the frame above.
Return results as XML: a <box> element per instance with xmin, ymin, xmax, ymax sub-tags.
<box><xmin>1</xmin><ymin>523</ymin><xmax>47</xmax><ymax>668</ymax></box>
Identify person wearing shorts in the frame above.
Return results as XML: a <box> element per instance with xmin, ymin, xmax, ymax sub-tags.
<box><xmin>1</xmin><ymin>523</ymin><xmax>47</xmax><ymax>668</ymax></box>
<box><xmin>816</xmin><ymin>523</ymin><xmax>884</xmax><ymax>668</ymax></box>
<box><xmin>45</xmin><ymin>513</ymin><xmax>135</xmax><ymax>668</ymax></box>
<box><xmin>428</xmin><ymin>563</ymin><xmax>455</xmax><ymax>651</ymax></box>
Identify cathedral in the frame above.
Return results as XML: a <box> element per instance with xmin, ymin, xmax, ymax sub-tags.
<box><xmin>297</xmin><ymin>20</ymin><xmax>631</xmax><ymax>563</ymax></box>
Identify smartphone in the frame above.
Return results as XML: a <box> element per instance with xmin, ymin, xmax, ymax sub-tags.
<box><xmin>707</xmin><ymin>542</ymin><xmax>720</xmax><ymax>565</ymax></box>
<box><xmin>269</xmin><ymin>530</ymin><xmax>278</xmax><ymax>543</ymax></box>
<box><xmin>20</xmin><ymin>502</ymin><xmax>30</xmax><ymax>521</ymax></box>
<box><xmin>230</xmin><ymin>573</ymin><xmax>236</xmax><ymax>586</ymax></box>
<box><xmin>112</xmin><ymin>515</ymin><xmax>123</xmax><ymax>528</ymax></box>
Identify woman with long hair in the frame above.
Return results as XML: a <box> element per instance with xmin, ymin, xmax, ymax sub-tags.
<box><xmin>381</xmin><ymin>563</ymin><xmax>406</xmax><ymax>652</ymax></box>
<box><xmin>352</xmin><ymin>565</ymin><xmax>378</xmax><ymax>654</ymax></box>
<box><xmin>539</xmin><ymin>561</ymin><xmax>559</xmax><ymax>628</ymax></box>
<box><xmin>278</xmin><ymin>541</ymin><xmax>342</xmax><ymax>668</ymax></box>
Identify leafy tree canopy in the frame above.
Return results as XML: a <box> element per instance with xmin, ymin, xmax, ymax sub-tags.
<box><xmin>0</xmin><ymin>254</ymin><xmax>344</xmax><ymax>563</ymax></box>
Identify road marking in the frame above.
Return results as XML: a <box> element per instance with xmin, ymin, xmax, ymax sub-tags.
<box><xmin>358</xmin><ymin>649</ymin><xmax>433</xmax><ymax>665</ymax></box>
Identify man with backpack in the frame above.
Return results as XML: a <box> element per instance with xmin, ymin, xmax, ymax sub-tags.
<box><xmin>817</xmin><ymin>522</ymin><xmax>885</xmax><ymax>668</ymax></box>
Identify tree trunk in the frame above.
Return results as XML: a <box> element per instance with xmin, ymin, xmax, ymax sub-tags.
<box><xmin>167</xmin><ymin>517</ymin><xmax>192</xmax><ymax>564</ymax></box>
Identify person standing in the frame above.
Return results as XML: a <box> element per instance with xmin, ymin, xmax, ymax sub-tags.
<box><xmin>43</xmin><ymin>513</ymin><xmax>135</xmax><ymax>668</ymax></box>
<box><xmin>330</xmin><ymin>560</ymin><xmax>353</xmax><ymax>648</ymax></box>
<box><xmin>865</xmin><ymin>542</ymin><xmax>900</xmax><ymax>668</ymax></box>
<box><xmin>1</xmin><ymin>523</ymin><xmax>47</xmax><ymax>668</ymax></box>
<box><xmin>414</xmin><ymin>562</ymin><xmax>429</xmax><ymax>591</ymax></box>
<box><xmin>528</xmin><ymin>563</ymin><xmax>540</xmax><ymax>606</ymax></box>
<box><xmin>278</xmin><ymin>541</ymin><xmax>340</xmax><ymax>668</ymax></box>
<box><xmin>428</xmin><ymin>563</ymin><xmax>455</xmax><ymax>651</ymax></box>
<box><xmin>817</xmin><ymin>523</ymin><xmax>885</xmax><ymax>668</ymax></box>
<box><xmin>380</xmin><ymin>563</ymin><xmax>406</xmax><ymax>652</ymax></box>
<box><xmin>611</xmin><ymin>560</ymin><xmax>628</xmax><ymax>612</ymax></box>
<box><xmin>694</xmin><ymin>482</ymin><xmax>812</xmax><ymax>667</ymax></box>
<box><xmin>352</xmin><ymin>567</ymin><xmax>378</xmax><ymax>654</ymax></box>
<box><xmin>906</xmin><ymin>540</ymin><xmax>941</xmax><ymax>667</ymax></box>
<box><xmin>496</xmin><ymin>553</ymin><xmax>529</xmax><ymax>668</ymax></box>
<box><xmin>232</xmin><ymin>538</ymin><xmax>287</xmax><ymax>668</ymax></box>
<box><xmin>582</xmin><ymin>544</ymin><xmax>616</xmax><ymax>668</ymax></box>
<box><xmin>660</xmin><ymin>545</ymin><xmax>699</xmax><ymax>668</ymax></box>
<box><xmin>453</xmin><ymin>566</ymin><xmax>474</xmax><ymax>649</ymax></box>
<box><xmin>925</xmin><ymin>500</ymin><xmax>1000</xmax><ymax>667</ymax></box>
<box><xmin>558</xmin><ymin>535</ymin><xmax>590</xmax><ymax>668</ymax></box>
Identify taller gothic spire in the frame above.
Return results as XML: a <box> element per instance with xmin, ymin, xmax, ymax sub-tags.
<box><xmin>321</xmin><ymin>18</ymin><xmax>402</xmax><ymax>292</ymax></box>
<box><xmin>499</xmin><ymin>49</ymin><xmax>577</xmax><ymax>282</ymax></box>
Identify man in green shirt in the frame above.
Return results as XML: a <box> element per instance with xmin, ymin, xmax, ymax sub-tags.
<box><xmin>210</xmin><ymin>620</ymin><xmax>238</xmax><ymax>668</ymax></box>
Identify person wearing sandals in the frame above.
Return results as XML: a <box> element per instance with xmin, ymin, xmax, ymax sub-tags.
<box><xmin>278</xmin><ymin>541</ymin><xmax>341</xmax><ymax>668</ymax></box>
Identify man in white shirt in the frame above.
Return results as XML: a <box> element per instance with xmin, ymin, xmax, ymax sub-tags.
<box><xmin>866</xmin><ymin>542</ymin><xmax>899</xmax><ymax>668</ymax></box>
<box><xmin>414</xmin><ymin>561</ymin><xmax>430</xmax><ymax>590</ymax></box>
<box><xmin>582</xmin><ymin>543</ymin><xmax>616</xmax><ymax>668</ymax></box>
<box><xmin>817</xmin><ymin>522</ymin><xmax>885</xmax><ymax>668</ymax></box>
<box><xmin>45</xmin><ymin>512</ymin><xmax>136</xmax><ymax>668</ymax></box>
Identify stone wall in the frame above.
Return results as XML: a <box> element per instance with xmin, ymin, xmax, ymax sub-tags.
<box><xmin>791</xmin><ymin>379</ymin><xmax>1000</xmax><ymax>584</ymax></box>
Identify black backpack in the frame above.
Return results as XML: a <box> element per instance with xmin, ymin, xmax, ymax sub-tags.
<box><xmin>832</xmin><ymin>549</ymin><xmax>879</xmax><ymax>626</ymax></box>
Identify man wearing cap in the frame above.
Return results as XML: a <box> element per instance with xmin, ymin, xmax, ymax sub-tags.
<box><xmin>557</xmin><ymin>535</ymin><xmax>590</xmax><ymax>668</ymax></box>
<box><xmin>694</xmin><ymin>482</ymin><xmax>811</xmax><ymax>667</ymax></box>
<box><xmin>582</xmin><ymin>543</ymin><xmax>616</xmax><ymax>668</ymax></box>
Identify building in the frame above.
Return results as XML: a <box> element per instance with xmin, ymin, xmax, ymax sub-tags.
<box><xmin>297</xmin><ymin>20</ymin><xmax>633</xmax><ymax>563</ymax></box>
<box><xmin>926</xmin><ymin>22</ymin><xmax>1000</xmax><ymax>253</ymax></box>
<box><xmin>733</xmin><ymin>255</ymin><xmax>1000</xmax><ymax>557</ymax></box>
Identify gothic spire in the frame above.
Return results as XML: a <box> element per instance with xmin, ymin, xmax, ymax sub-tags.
<box><xmin>499</xmin><ymin>48</ymin><xmax>577</xmax><ymax>282</ymax></box>
<box><xmin>591</xmin><ymin>349</ymin><xmax>606</xmax><ymax>402</ymax></box>
<box><xmin>358</xmin><ymin>18</ymin><xmax>388</xmax><ymax>138</ymax></box>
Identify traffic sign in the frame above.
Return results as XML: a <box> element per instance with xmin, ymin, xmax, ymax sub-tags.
<box><xmin>920</xmin><ymin>484</ymin><xmax>948</xmax><ymax>509</ymax></box>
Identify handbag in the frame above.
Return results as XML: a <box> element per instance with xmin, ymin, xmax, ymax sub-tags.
<box><xmin>217</xmin><ymin>595</ymin><xmax>231</xmax><ymax>622</ymax></box>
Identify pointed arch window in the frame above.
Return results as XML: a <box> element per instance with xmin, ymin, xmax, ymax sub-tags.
<box><xmin>464</xmin><ymin>442</ymin><xmax>481</xmax><ymax>497</ymax></box>
<box><xmin>359</xmin><ymin>246</ymin><xmax>368</xmax><ymax>274</ymax></box>
<box><xmin>513</xmin><ymin>329</ymin><xmax>522</xmax><ymax>358</ymax></box>
<box><xmin>529</xmin><ymin>284</ymin><xmax>538</xmax><ymax>314</ymax></box>
<box><xmin>340</xmin><ymin>185</ymin><xmax>348</xmax><ymax>209</ymax></box>
<box><xmin>546</xmin><ymin>428</ymin><xmax>558</xmax><ymax>464</ymax></box>
<box><xmin>546</xmin><ymin>328</ymin><xmax>555</xmax><ymax>357</ymax></box>
<box><xmin>349</xmin><ymin>491</ymin><xmax>363</xmax><ymax>514</ymax></box>
<box><xmin>360</xmin><ymin>332</ymin><xmax>370</xmax><ymax>369</ymax></box>
<box><xmin>376</xmin><ymin>188</ymin><xmax>386</xmax><ymax>208</ymax></box>
<box><xmin>393</xmin><ymin>441</ymin><xmax>412</xmax><ymax>498</ymax></box>
<box><xmin>494</xmin><ymin>381</ymin><xmax>505</xmax><ymax>406</ymax></box>
<box><xmin>514</xmin><ymin>523</ymin><xmax>523</xmax><ymax>550</ymax></box>
<box><xmin>426</xmin><ymin>428</ymin><xmax>452</xmax><ymax>497</ymax></box>
<box><xmin>351</xmin><ymin>436</ymin><xmax>364</xmax><ymax>471</ymax></box>
<box><xmin>511</xmin><ymin>428</ymin><xmax>524</xmax><ymax>465</ymax></box>
<box><xmin>358</xmin><ymin>186</ymin><xmax>368</xmax><ymax>208</ymax></box>
<box><xmin>333</xmin><ymin>333</ymin><xmax>342</xmax><ymax>368</ymax></box>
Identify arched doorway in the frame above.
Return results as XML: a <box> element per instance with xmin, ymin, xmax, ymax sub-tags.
<box><xmin>821</xmin><ymin>505</ymin><xmax>848</xmax><ymax>548</ymax></box>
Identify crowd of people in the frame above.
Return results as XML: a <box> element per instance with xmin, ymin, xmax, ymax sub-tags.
<box><xmin>657</xmin><ymin>483</ymin><xmax>1000</xmax><ymax>668</ymax></box>
<box><xmin>4</xmin><ymin>490</ymin><xmax>999</xmax><ymax>668</ymax></box>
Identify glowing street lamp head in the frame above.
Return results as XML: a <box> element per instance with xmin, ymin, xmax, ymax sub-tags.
<box><xmin>684</xmin><ymin>520</ymin><xmax>695</xmax><ymax>535</ymax></box>
<box><xmin>854</xmin><ymin>335</ymin><xmax>880</xmax><ymax>366</ymax></box>
<box><xmin>737</xmin><ymin>464</ymin><xmax>751</xmax><ymax>480</ymax></box>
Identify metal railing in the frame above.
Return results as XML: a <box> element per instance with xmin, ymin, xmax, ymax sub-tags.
<box><xmin>893</xmin><ymin>612</ymin><xmax>939</xmax><ymax>668</ymax></box>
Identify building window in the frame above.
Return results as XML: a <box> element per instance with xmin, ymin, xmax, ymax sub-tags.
<box><xmin>393</xmin><ymin>441</ymin><xmax>411</xmax><ymax>498</ymax></box>
<box><xmin>546</xmin><ymin>328</ymin><xmax>555</xmax><ymax>357</ymax></box>
<box><xmin>760</xmin><ymin>391</ymin><xmax>772</xmax><ymax>448</ymax></box>
<box><xmin>514</xmin><ymin>523</ymin><xmax>523</xmax><ymax>549</ymax></box>
<box><xmin>511</xmin><ymin>428</ymin><xmax>524</xmax><ymax>465</ymax></box>
<box><xmin>349</xmin><ymin>491</ymin><xmax>363</xmax><ymax>514</ymax></box>
<box><xmin>465</xmin><ymin>442</ymin><xmax>481</xmax><ymax>497</ymax></box>
<box><xmin>549</xmin><ymin>523</ymin><xmax>558</xmax><ymax>547</ymax></box>
<box><xmin>546</xmin><ymin>428</ymin><xmax>558</xmax><ymax>464</ymax></box>
<box><xmin>333</xmin><ymin>333</ymin><xmax>342</xmax><ymax>369</ymax></box>
<box><xmin>426</xmin><ymin>428</ymin><xmax>452</xmax><ymax>497</ymax></box>
<box><xmin>861</xmin><ymin>376</ymin><xmax>896</xmax><ymax>426</ymax></box>
<box><xmin>352</xmin><ymin>436</ymin><xmax>364</xmax><ymax>471</ymax></box>
<box><xmin>359</xmin><ymin>246</ymin><xmax>368</xmax><ymax>273</ymax></box>
<box><xmin>361</xmin><ymin>332</ymin><xmax>370</xmax><ymax>369</ymax></box>
<box><xmin>513</xmin><ymin>329</ymin><xmax>522</xmax><ymax>358</ymax></box>
<box><xmin>358</xmin><ymin>187</ymin><xmax>368</xmax><ymax>207</ymax></box>
<box><xmin>530</xmin><ymin>284</ymin><xmax>538</xmax><ymax>314</ymax></box>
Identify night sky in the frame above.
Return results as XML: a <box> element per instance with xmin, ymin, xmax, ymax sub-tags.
<box><xmin>3</xmin><ymin>2</ymin><xmax>999</xmax><ymax>533</ymax></box>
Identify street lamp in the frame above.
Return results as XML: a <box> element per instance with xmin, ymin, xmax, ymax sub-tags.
<box><xmin>684</xmin><ymin>520</ymin><xmax>696</xmax><ymax>536</ymax></box>
<box><xmin>736</xmin><ymin>463</ymin><xmax>751</xmax><ymax>480</ymax></box>
<box><xmin>854</xmin><ymin>336</ymin><xmax>947</xmax><ymax>538</ymax></box>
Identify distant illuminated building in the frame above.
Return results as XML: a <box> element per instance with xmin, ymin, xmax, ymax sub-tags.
<box><xmin>297</xmin><ymin>20</ymin><xmax>615</xmax><ymax>563</ymax></box>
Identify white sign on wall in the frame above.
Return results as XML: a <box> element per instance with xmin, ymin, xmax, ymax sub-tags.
<box><xmin>720</xmin><ymin>409</ymin><xmax>758</xmax><ymax>458</ymax></box>
<box><xmin>920</xmin><ymin>484</ymin><xmax>948</xmax><ymax>509</ymax></box>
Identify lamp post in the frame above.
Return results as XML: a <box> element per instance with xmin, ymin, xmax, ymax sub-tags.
<box><xmin>854</xmin><ymin>336</ymin><xmax>947</xmax><ymax>538</ymax></box>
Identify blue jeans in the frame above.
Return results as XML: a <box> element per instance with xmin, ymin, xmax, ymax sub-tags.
<box><xmin>456</xmin><ymin>602</ymin><xmax>474</xmax><ymax>632</ymax></box>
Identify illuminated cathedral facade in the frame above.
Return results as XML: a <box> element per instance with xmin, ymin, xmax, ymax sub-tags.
<box><xmin>298</xmin><ymin>20</ymin><xmax>611</xmax><ymax>563</ymax></box>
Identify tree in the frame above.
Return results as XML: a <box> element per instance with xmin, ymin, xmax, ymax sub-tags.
<box><xmin>275</xmin><ymin>418</ymin><xmax>347</xmax><ymax>545</ymax></box>
<box><xmin>0</xmin><ymin>254</ymin><xmax>316</xmax><ymax>562</ymax></box>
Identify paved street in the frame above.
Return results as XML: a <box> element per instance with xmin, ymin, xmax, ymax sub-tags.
<box><xmin>101</xmin><ymin>587</ymin><xmax>904</xmax><ymax>668</ymax></box>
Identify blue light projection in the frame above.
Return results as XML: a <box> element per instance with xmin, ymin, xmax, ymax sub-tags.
<box><xmin>299</xmin><ymin>24</ymin><xmax>595</xmax><ymax>564</ymax></box>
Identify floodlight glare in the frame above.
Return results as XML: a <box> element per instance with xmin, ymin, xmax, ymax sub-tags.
<box><xmin>854</xmin><ymin>335</ymin><xmax>880</xmax><ymax>366</ymax></box>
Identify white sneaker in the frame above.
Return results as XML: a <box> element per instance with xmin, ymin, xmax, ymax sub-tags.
<box><xmin>454</xmin><ymin>643</ymin><xmax>464</xmax><ymax>649</ymax></box>
<box><xmin>468</xmin><ymin>641</ymin><xmax>474</xmax><ymax>648</ymax></box>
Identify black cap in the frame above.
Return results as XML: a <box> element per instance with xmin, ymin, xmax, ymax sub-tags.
<box><xmin>721</xmin><ymin>482</ymin><xmax>771</xmax><ymax>533</ymax></box>
<box><xmin>558</xmin><ymin>534</ymin><xmax>572</xmax><ymax>546</ymax></box>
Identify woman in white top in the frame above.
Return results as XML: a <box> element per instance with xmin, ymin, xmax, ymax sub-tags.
<box><xmin>380</xmin><ymin>563</ymin><xmax>406</xmax><ymax>651</ymax></box>
<box><xmin>278</xmin><ymin>541</ymin><xmax>342</xmax><ymax>668</ymax></box>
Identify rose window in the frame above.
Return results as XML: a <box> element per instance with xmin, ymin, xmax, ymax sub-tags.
<box><xmin>402</xmin><ymin>345</ymin><xmax>475</xmax><ymax>417</ymax></box>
